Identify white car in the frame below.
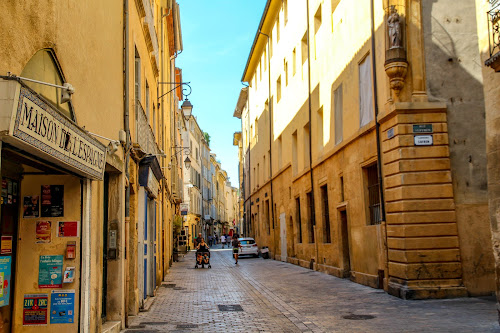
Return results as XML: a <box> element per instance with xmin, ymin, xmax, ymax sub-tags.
<box><xmin>238</xmin><ymin>238</ymin><xmax>259</xmax><ymax>257</ymax></box>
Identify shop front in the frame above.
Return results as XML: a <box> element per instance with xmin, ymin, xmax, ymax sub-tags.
<box><xmin>0</xmin><ymin>80</ymin><xmax>106</xmax><ymax>332</ymax></box>
<box><xmin>137</xmin><ymin>157</ymin><xmax>162</xmax><ymax>307</ymax></box>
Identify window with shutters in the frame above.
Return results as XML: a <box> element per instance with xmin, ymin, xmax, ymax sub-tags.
<box><xmin>134</xmin><ymin>48</ymin><xmax>141</xmax><ymax>103</ymax></box>
<box><xmin>307</xmin><ymin>191</ymin><xmax>315</xmax><ymax>243</ymax></box>
<box><xmin>296</xmin><ymin>197</ymin><xmax>302</xmax><ymax>243</ymax></box>
<box><xmin>365</xmin><ymin>164</ymin><xmax>381</xmax><ymax>225</ymax></box>
<box><xmin>321</xmin><ymin>185</ymin><xmax>331</xmax><ymax>243</ymax></box>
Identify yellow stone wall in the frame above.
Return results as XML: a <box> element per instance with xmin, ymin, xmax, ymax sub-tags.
<box><xmin>241</xmin><ymin>0</ymin><xmax>494</xmax><ymax>298</ymax></box>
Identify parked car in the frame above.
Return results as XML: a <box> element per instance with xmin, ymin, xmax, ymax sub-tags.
<box><xmin>238</xmin><ymin>237</ymin><xmax>259</xmax><ymax>257</ymax></box>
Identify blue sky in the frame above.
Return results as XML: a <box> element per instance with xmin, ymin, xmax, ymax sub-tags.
<box><xmin>176</xmin><ymin>0</ymin><xmax>266</xmax><ymax>187</ymax></box>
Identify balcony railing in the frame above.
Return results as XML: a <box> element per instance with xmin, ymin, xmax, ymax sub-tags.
<box><xmin>486</xmin><ymin>1</ymin><xmax>500</xmax><ymax>71</ymax></box>
<box><xmin>135</xmin><ymin>100</ymin><xmax>160</xmax><ymax>155</ymax></box>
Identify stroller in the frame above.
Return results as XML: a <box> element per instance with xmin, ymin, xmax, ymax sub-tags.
<box><xmin>195</xmin><ymin>248</ymin><xmax>211</xmax><ymax>269</ymax></box>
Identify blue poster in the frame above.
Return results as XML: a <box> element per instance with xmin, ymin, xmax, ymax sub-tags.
<box><xmin>50</xmin><ymin>290</ymin><xmax>75</xmax><ymax>324</ymax></box>
<box><xmin>39</xmin><ymin>255</ymin><xmax>63</xmax><ymax>288</ymax></box>
<box><xmin>0</xmin><ymin>256</ymin><xmax>11</xmax><ymax>307</ymax></box>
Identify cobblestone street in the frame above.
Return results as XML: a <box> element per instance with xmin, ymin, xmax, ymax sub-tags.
<box><xmin>125</xmin><ymin>245</ymin><xmax>500</xmax><ymax>333</ymax></box>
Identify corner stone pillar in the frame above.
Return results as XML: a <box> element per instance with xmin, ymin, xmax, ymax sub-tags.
<box><xmin>378</xmin><ymin>102</ymin><xmax>467</xmax><ymax>299</ymax></box>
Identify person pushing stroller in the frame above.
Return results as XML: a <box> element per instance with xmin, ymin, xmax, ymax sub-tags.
<box><xmin>195</xmin><ymin>238</ymin><xmax>211</xmax><ymax>269</ymax></box>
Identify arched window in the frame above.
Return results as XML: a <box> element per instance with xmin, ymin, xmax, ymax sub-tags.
<box><xmin>21</xmin><ymin>49</ymin><xmax>75</xmax><ymax>120</ymax></box>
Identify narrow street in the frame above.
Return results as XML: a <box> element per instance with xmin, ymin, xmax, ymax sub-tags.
<box><xmin>125</xmin><ymin>245</ymin><xmax>499</xmax><ymax>333</ymax></box>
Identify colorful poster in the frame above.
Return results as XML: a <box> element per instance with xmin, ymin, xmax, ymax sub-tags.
<box><xmin>23</xmin><ymin>195</ymin><xmax>40</xmax><ymax>218</ymax></box>
<box><xmin>1</xmin><ymin>236</ymin><xmax>12</xmax><ymax>255</ymax></box>
<box><xmin>41</xmin><ymin>185</ymin><xmax>64</xmax><ymax>218</ymax></box>
<box><xmin>36</xmin><ymin>221</ymin><xmax>51</xmax><ymax>244</ymax></box>
<box><xmin>38</xmin><ymin>255</ymin><xmax>63</xmax><ymax>288</ymax></box>
<box><xmin>50</xmin><ymin>290</ymin><xmax>75</xmax><ymax>324</ymax></box>
<box><xmin>63</xmin><ymin>267</ymin><xmax>75</xmax><ymax>283</ymax></box>
<box><xmin>23</xmin><ymin>294</ymin><xmax>48</xmax><ymax>325</ymax></box>
<box><xmin>0</xmin><ymin>256</ymin><xmax>11</xmax><ymax>307</ymax></box>
<box><xmin>58</xmin><ymin>222</ymin><xmax>79</xmax><ymax>237</ymax></box>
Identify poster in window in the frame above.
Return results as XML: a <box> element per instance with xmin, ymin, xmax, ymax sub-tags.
<box><xmin>0</xmin><ymin>256</ymin><xmax>12</xmax><ymax>307</ymax></box>
<box><xmin>23</xmin><ymin>196</ymin><xmax>40</xmax><ymax>218</ymax></box>
<box><xmin>50</xmin><ymin>290</ymin><xmax>75</xmax><ymax>324</ymax></box>
<box><xmin>57</xmin><ymin>221</ymin><xmax>79</xmax><ymax>237</ymax></box>
<box><xmin>41</xmin><ymin>185</ymin><xmax>64</xmax><ymax>217</ymax></box>
<box><xmin>38</xmin><ymin>255</ymin><xmax>63</xmax><ymax>288</ymax></box>
<box><xmin>23</xmin><ymin>294</ymin><xmax>48</xmax><ymax>325</ymax></box>
<box><xmin>36</xmin><ymin>221</ymin><xmax>51</xmax><ymax>244</ymax></box>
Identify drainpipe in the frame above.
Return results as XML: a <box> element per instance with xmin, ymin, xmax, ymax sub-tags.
<box><xmin>258</xmin><ymin>31</ymin><xmax>275</xmax><ymax>258</ymax></box>
<box><xmin>306</xmin><ymin>0</ymin><xmax>318</xmax><ymax>268</ymax></box>
<box><xmin>370</xmin><ymin>0</ymin><xmax>388</xmax><ymax>287</ymax></box>
<box><xmin>123</xmin><ymin>0</ymin><xmax>131</xmax><ymax>324</ymax></box>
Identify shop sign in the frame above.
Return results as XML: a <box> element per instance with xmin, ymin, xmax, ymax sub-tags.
<box><xmin>0</xmin><ymin>256</ymin><xmax>12</xmax><ymax>307</ymax></box>
<box><xmin>50</xmin><ymin>290</ymin><xmax>75</xmax><ymax>324</ymax></box>
<box><xmin>146</xmin><ymin>168</ymin><xmax>160</xmax><ymax>198</ymax></box>
<box><xmin>414</xmin><ymin>135</ymin><xmax>433</xmax><ymax>146</ymax></box>
<box><xmin>39</xmin><ymin>255</ymin><xmax>63</xmax><ymax>288</ymax></box>
<box><xmin>10</xmin><ymin>86</ymin><xmax>106</xmax><ymax>180</ymax></box>
<box><xmin>413</xmin><ymin>124</ymin><xmax>433</xmax><ymax>133</ymax></box>
<box><xmin>23</xmin><ymin>294</ymin><xmax>48</xmax><ymax>325</ymax></box>
<box><xmin>180</xmin><ymin>203</ymin><xmax>188</xmax><ymax>216</ymax></box>
<box><xmin>0</xmin><ymin>236</ymin><xmax>12</xmax><ymax>255</ymax></box>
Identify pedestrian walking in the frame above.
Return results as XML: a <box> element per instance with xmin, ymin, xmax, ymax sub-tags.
<box><xmin>232</xmin><ymin>237</ymin><xmax>241</xmax><ymax>264</ymax></box>
<box><xmin>220</xmin><ymin>234</ymin><xmax>226</xmax><ymax>248</ymax></box>
<box><xmin>226</xmin><ymin>234</ymin><xmax>231</xmax><ymax>246</ymax></box>
<box><xmin>208</xmin><ymin>235</ymin><xmax>213</xmax><ymax>246</ymax></box>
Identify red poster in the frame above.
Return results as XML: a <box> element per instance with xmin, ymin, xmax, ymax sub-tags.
<box><xmin>23</xmin><ymin>294</ymin><xmax>48</xmax><ymax>325</ymax></box>
<box><xmin>58</xmin><ymin>222</ymin><xmax>78</xmax><ymax>237</ymax></box>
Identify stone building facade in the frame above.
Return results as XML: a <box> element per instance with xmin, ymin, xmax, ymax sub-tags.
<box><xmin>234</xmin><ymin>0</ymin><xmax>495</xmax><ymax>299</ymax></box>
<box><xmin>0</xmin><ymin>1</ymin><xmax>185</xmax><ymax>332</ymax></box>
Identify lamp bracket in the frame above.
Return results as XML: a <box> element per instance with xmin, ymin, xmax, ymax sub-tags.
<box><xmin>158</xmin><ymin>81</ymin><xmax>192</xmax><ymax>101</ymax></box>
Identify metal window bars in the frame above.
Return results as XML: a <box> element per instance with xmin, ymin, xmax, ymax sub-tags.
<box><xmin>488</xmin><ymin>0</ymin><xmax>500</xmax><ymax>58</ymax></box>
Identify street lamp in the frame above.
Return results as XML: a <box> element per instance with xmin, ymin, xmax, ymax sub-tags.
<box><xmin>181</xmin><ymin>98</ymin><xmax>193</xmax><ymax>121</ymax></box>
<box><xmin>184</xmin><ymin>156</ymin><xmax>191</xmax><ymax>170</ymax></box>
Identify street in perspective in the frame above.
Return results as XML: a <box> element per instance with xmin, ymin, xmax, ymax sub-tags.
<box><xmin>126</xmin><ymin>246</ymin><xmax>499</xmax><ymax>333</ymax></box>
<box><xmin>1</xmin><ymin>0</ymin><xmax>500</xmax><ymax>332</ymax></box>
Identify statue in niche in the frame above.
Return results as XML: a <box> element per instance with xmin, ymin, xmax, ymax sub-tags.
<box><xmin>387</xmin><ymin>5</ymin><xmax>403</xmax><ymax>49</ymax></box>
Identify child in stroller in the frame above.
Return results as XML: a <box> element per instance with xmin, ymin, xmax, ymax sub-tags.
<box><xmin>195</xmin><ymin>238</ymin><xmax>211</xmax><ymax>268</ymax></box>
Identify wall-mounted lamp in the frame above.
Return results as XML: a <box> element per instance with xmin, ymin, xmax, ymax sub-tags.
<box><xmin>85</xmin><ymin>131</ymin><xmax>123</xmax><ymax>155</ymax></box>
<box><xmin>168</xmin><ymin>146</ymin><xmax>191</xmax><ymax>170</ymax></box>
<box><xmin>6</xmin><ymin>72</ymin><xmax>75</xmax><ymax>103</ymax></box>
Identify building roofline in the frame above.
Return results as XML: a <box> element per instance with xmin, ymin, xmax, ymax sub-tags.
<box><xmin>241</xmin><ymin>0</ymin><xmax>278</xmax><ymax>83</ymax></box>
<box><xmin>233</xmin><ymin>87</ymin><xmax>248</xmax><ymax>119</ymax></box>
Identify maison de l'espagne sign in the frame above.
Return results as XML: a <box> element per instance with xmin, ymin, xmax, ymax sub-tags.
<box><xmin>7</xmin><ymin>85</ymin><xmax>106</xmax><ymax>180</ymax></box>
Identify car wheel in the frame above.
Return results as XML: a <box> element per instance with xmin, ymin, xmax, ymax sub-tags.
<box><xmin>254</xmin><ymin>253</ymin><xmax>259</xmax><ymax>258</ymax></box>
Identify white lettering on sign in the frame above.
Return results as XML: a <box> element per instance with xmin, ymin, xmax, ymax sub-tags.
<box><xmin>414</xmin><ymin>135</ymin><xmax>433</xmax><ymax>146</ymax></box>
<box><xmin>10</xmin><ymin>87</ymin><xmax>106</xmax><ymax>179</ymax></box>
<box><xmin>146</xmin><ymin>168</ymin><xmax>160</xmax><ymax>198</ymax></box>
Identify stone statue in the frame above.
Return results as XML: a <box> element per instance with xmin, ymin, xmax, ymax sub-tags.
<box><xmin>387</xmin><ymin>6</ymin><xmax>402</xmax><ymax>49</ymax></box>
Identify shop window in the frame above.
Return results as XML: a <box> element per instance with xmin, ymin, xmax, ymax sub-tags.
<box><xmin>21</xmin><ymin>49</ymin><xmax>75</xmax><ymax>120</ymax></box>
<box><xmin>365</xmin><ymin>164</ymin><xmax>381</xmax><ymax>225</ymax></box>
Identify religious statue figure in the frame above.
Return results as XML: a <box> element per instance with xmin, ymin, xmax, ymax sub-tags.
<box><xmin>387</xmin><ymin>6</ymin><xmax>402</xmax><ymax>49</ymax></box>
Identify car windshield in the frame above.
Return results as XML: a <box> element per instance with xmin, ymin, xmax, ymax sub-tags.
<box><xmin>240</xmin><ymin>240</ymin><xmax>255</xmax><ymax>245</ymax></box>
